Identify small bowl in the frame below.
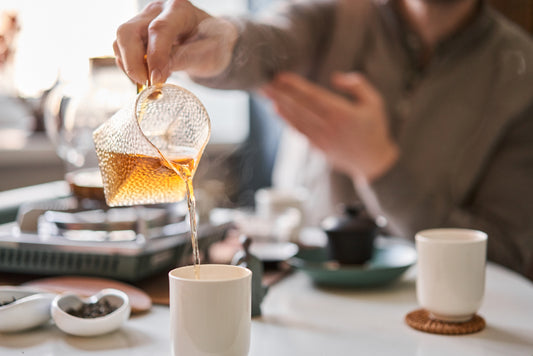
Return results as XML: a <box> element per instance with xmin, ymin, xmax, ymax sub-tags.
<box><xmin>51</xmin><ymin>288</ymin><xmax>130</xmax><ymax>337</ymax></box>
<box><xmin>0</xmin><ymin>286</ymin><xmax>56</xmax><ymax>333</ymax></box>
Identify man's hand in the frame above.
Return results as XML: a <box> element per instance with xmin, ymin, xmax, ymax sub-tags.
<box><xmin>0</xmin><ymin>11</ymin><xmax>19</xmax><ymax>68</ymax></box>
<box><xmin>113</xmin><ymin>0</ymin><xmax>238</xmax><ymax>85</ymax></box>
<box><xmin>262</xmin><ymin>72</ymin><xmax>399</xmax><ymax>184</ymax></box>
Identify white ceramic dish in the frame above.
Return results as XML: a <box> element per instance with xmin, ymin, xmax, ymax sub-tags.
<box><xmin>250</xmin><ymin>241</ymin><xmax>299</xmax><ymax>263</ymax></box>
<box><xmin>51</xmin><ymin>288</ymin><xmax>130</xmax><ymax>337</ymax></box>
<box><xmin>0</xmin><ymin>286</ymin><xmax>56</xmax><ymax>333</ymax></box>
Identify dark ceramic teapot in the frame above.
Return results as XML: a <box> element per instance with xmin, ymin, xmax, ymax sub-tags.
<box><xmin>321</xmin><ymin>205</ymin><xmax>378</xmax><ymax>265</ymax></box>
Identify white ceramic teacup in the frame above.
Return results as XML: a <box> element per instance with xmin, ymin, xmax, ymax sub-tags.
<box><xmin>169</xmin><ymin>264</ymin><xmax>251</xmax><ymax>356</ymax></box>
<box><xmin>254</xmin><ymin>187</ymin><xmax>307</xmax><ymax>242</ymax></box>
<box><xmin>415</xmin><ymin>228</ymin><xmax>487</xmax><ymax>322</ymax></box>
<box><xmin>255</xmin><ymin>187</ymin><xmax>307</xmax><ymax>221</ymax></box>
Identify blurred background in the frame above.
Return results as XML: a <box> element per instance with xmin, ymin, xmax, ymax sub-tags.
<box><xmin>0</xmin><ymin>0</ymin><xmax>531</xmax><ymax>285</ymax></box>
<box><xmin>0</xmin><ymin>0</ymin><xmax>530</xmax><ymax>200</ymax></box>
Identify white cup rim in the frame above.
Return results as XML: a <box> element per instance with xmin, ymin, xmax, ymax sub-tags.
<box><xmin>169</xmin><ymin>264</ymin><xmax>251</xmax><ymax>282</ymax></box>
<box><xmin>415</xmin><ymin>228</ymin><xmax>487</xmax><ymax>244</ymax></box>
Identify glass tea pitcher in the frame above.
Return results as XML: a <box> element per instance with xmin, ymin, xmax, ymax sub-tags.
<box><xmin>93</xmin><ymin>83</ymin><xmax>211</xmax><ymax>207</ymax></box>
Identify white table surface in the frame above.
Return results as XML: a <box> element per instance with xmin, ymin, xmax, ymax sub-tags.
<box><xmin>1</xmin><ymin>263</ymin><xmax>532</xmax><ymax>356</ymax></box>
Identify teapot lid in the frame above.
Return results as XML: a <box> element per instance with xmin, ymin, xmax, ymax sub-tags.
<box><xmin>322</xmin><ymin>204</ymin><xmax>376</xmax><ymax>233</ymax></box>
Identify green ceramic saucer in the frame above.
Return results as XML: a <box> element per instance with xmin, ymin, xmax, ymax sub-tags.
<box><xmin>289</xmin><ymin>237</ymin><xmax>416</xmax><ymax>288</ymax></box>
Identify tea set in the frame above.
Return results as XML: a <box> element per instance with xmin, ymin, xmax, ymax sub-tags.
<box><xmin>289</xmin><ymin>204</ymin><xmax>417</xmax><ymax>288</ymax></box>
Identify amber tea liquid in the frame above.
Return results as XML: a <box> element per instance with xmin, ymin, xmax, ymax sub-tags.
<box><xmin>99</xmin><ymin>151</ymin><xmax>201</xmax><ymax>278</ymax></box>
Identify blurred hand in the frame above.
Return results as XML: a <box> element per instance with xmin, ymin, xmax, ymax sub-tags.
<box><xmin>0</xmin><ymin>36</ymin><xmax>8</xmax><ymax>67</ymax></box>
<box><xmin>113</xmin><ymin>0</ymin><xmax>238</xmax><ymax>85</ymax></box>
<box><xmin>0</xmin><ymin>11</ymin><xmax>19</xmax><ymax>68</ymax></box>
<box><xmin>262</xmin><ymin>72</ymin><xmax>399</xmax><ymax>183</ymax></box>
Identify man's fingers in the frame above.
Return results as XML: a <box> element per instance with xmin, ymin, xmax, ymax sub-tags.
<box><xmin>271</xmin><ymin>72</ymin><xmax>345</xmax><ymax>117</ymax></box>
<box><xmin>171</xmin><ymin>38</ymin><xmax>216</xmax><ymax>74</ymax></box>
<box><xmin>115</xmin><ymin>23</ymin><xmax>148</xmax><ymax>84</ymax></box>
<box><xmin>115</xmin><ymin>1</ymin><xmax>164</xmax><ymax>84</ymax></box>
<box><xmin>170</xmin><ymin>18</ymin><xmax>237</xmax><ymax>77</ymax></box>
<box><xmin>147</xmin><ymin>0</ymin><xmax>209</xmax><ymax>84</ymax></box>
<box><xmin>262</xmin><ymin>84</ymin><xmax>330</xmax><ymax>148</ymax></box>
<box><xmin>331</xmin><ymin>72</ymin><xmax>381</xmax><ymax>104</ymax></box>
<box><xmin>113</xmin><ymin>40</ymin><xmax>122</xmax><ymax>69</ymax></box>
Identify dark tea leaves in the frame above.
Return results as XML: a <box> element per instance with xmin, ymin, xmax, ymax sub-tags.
<box><xmin>67</xmin><ymin>299</ymin><xmax>117</xmax><ymax>318</ymax></box>
<box><xmin>0</xmin><ymin>297</ymin><xmax>17</xmax><ymax>307</ymax></box>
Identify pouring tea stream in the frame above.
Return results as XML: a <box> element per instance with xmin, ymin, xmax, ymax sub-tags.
<box><xmin>93</xmin><ymin>83</ymin><xmax>211</xmax><ymax>279</ymax></box>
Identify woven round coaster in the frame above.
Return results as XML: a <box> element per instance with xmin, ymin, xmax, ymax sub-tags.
<box><xmin>405</xmin><ymin>309</ymin><xmax>485</xmax><ymax>335</ymax></box>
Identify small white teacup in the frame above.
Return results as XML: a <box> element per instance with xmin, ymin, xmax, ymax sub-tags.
<box><xmin>415</xmin><ymin>228</ymin><xmax>487</xmax><ymax>322</ymax></box>
<box><xmin>169</xmin><ymin>264</ymin><xmax>251</xmax><ymax>356</ymax></box>
<box><xmin>254</xmin><ymin>187</ymin><xmax>307</xmax><ymax>221</ymax></box>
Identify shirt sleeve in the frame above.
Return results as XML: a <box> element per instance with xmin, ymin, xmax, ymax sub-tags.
<box><xmin>366</xmin><ymin>104</ymin><xmax>533</xmax><ymax>280</ymax></box>
<box><xmin>192</xmin><ymin>0</ymin><xmax>336</xmax><ymax>90</ymax></box>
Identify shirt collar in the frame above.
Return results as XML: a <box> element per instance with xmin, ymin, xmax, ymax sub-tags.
<box><xmin>378</xmin><ymin>0</ymin><xmax>495</xmax><ymax>68</ymax></box>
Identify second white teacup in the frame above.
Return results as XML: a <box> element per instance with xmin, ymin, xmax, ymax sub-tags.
<box><xmin>415</xmin><ymin>228</ymin><xmax>487</xmax><ymax>322</ymax></box>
